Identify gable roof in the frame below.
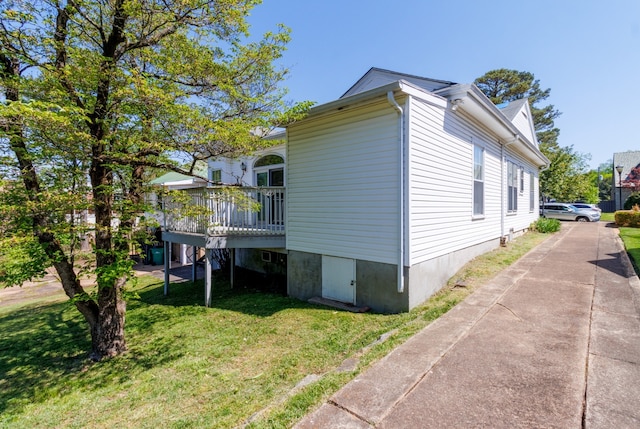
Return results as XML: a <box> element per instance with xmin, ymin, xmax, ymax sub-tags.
<box><xmin>499</xmin><ymin>99</ymin><xmax>538</xmax><ymax>147</ymax></box>
<box><xmin>149</xmin><ymin>161</ymin><xmax>208</xmax><ymax>188</ymax></box>
<box><xmin>341</xmin><ymin>67</ymin><xmax>456</xmax><ymax>99</ymax></box>
<box><xmin>500</xmin><ymin>98</ymin><xmax>528</xmax><ymax>120</ymax></box>
<box><xmin>290</xmin><ymin>68</ymin><xmax>549</xmax><ymax>168</ymax></box>
<box><xmin>613</xmin><ymin>151</ymin><xmax>640</xmax><ymax>185</ymax></box>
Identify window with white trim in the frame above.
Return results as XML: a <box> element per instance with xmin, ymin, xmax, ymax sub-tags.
<box><xmin>519</xmin><ymin>166</ymin><xmax>525</xmax><ymax>194</ymax></box>
<box><xmin>529</xmin><ymin>172</ymin><xmax>535</xmax><ymax>212</ymax></box>
<box><xmin>508</xmin><ymin>161</ymin><xmax>518</xmax><ymax>213</ymax></box>
<box><xmin>473</xmin><ymin>145</ymin><xmax>484</xmax><ymax>216</ymax></box>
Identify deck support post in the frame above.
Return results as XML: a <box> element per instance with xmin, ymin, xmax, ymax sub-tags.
<box><xmin>205</xmin><ymin>248</ymin><xmax>212</xmax><ymax>307</ymax></box>
<box><xmin>163</xmin><ymin>240</ymin><xmax>170</xmax><ymax>296</ymax></box>
<box><xmin>191</xmin><ymin>246</ymin><xmax>198</xmax><ymax>282</ymax></box>
<box><xmin>230</xmin><ymin>248</ymin><xmax>235</xmax><ymax>288</ymax></box>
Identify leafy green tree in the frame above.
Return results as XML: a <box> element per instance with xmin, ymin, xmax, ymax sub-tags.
<box><xmin>596</xmin><ymin>161</ymin><xmax>612</xmax><ymax>201</ymax></box>
<box><xmin>0</xmin><ymin>0</ymin><xmax>309</xmax><ymax>360</ymax></box>
<box><xmin>623</xmin><ymin>192</ymin><xmax>640</xmax><ymax>210</ymax></box>
<box><xmin>475</xmin><ymin>69</ymin><xmax>597</xmax><ymax>202</ymax></box>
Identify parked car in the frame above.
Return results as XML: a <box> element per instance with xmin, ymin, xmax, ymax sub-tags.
<box><xmin>570</xmin><ymin>202</ymin><xmax>602</xmax><ymax>213</ymax></box>
<box><xmin>540</xmin><ymin>203</ymin><xmax>601</xmax><ymax>222</ymax></box>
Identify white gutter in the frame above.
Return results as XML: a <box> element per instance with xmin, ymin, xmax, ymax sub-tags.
<box><xmin>387</xmin><ymin>91</ymin><xmax>405</xmax><ymax>294</ymax></box>
<box><xmin>439</xmin><ymin>84</ymin><xmax>549</xmax><ymax>168</ymax></box>
<box><xmin>501</xmin><ymin>143</ymin><xmax>505</xmax><ymax>240</ymax></box>
<box><xmin>501</xmin><ymin>135</ymin><xmax>518</xmax><ymax>242</ymax></box>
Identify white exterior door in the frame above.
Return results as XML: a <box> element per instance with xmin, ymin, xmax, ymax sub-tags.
<box><xmin>322</xmin><ymin>255</ymin><xmax>356</xmax><ymax>304</ymax></box>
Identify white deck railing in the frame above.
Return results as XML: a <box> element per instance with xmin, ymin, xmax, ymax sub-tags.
<box><xmin>163</xmin><ymin>186</ymin><xmax>285</xmax><ymax>236</ymax></box>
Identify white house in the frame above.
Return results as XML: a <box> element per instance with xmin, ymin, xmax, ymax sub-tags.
<box><xmin>161</xmin><ymin>68</ymin><xmax>549</xmax><ymax>313</ymax></box>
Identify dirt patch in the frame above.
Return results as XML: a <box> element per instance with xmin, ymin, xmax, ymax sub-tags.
<box><xmin>0</xmin><ymin>262</ymin><xmax>194</xmax><ymax>309</ymax></box>
<box><xmin>0</xmin><ymin>271</ymin><xmax>67</xmax><ymax>308</ymax></box>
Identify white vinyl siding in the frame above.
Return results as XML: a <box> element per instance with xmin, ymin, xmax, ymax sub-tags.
<box><xmin>408</xmin><ymin>98</ymin><xmax>503</xmax><ymax>265</ymax></box>
<box><xmin>286</xmin><ymin>100</ymin><xmax>399</xmax><ymax>264</ymax></box>
<box><xmin>286</xmin><ymin>92</ymin><xmax>542</xmax><ymax>269</ymax></box>
<box><xmin>474</xmin><ymin>145</ymin><xmax>484</xmax><ymax>216</ymax></box>
<box><xmin>208</xmin><ymin>146</ymin><xmax>285</xmax><ymax>186</ymax></box>
<box><xmin>511</xmin><ymin>111</ymin><xmax>536</xmax><ymax>144</ymax></box>
<box><xmin>503</xmin><ymin>153</ymin><xmax>540</xmax><ymax>234</ymax></box>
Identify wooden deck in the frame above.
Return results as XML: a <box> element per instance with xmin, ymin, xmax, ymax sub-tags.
<box><xmin>161</xmin><ymin>186</ymin><xmax>285</xmax><ymax>249</ymax></box>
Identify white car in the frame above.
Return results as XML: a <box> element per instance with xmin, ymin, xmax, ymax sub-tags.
<box><xmin>541</xmin><ymin>203</ymin><xmax>601</xmax><ymax>222</ymax></box>
<box><xmin>570</xmin><ymin>203</ymin><xmax>602</xmax><ymax>213</ymax></box>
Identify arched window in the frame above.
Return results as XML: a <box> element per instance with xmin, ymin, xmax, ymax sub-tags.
<box><xmin>254</xmin><ymin>155</ymin><xmax>284</xmax><ymax>168</ymax></box>
<box><xmin>254</xmin><ymin>154</ymin><xmax>284</xmax><ymax>187</ymax></box>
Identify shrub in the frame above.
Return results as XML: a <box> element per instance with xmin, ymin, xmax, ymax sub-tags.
<box><xmin>623</xmin><ymin>192</ymin><xmax>640</xmax><ymax>210</ymax></box>
<box><xmin>615</xmin><ymin>210</ymin><xmax>640</xmax><ymax>227</ymax></box>
<box><xmin>531</xmin><ymin>217</ymin><xmax>561</xmax><ymax>233</ymax></box>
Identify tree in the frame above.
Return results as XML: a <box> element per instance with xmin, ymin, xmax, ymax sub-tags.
<box><xmin>0</xmin><ymin>0</ymin><xmax>309</xmax><ymax>360</ymax></box>
<box><xmin>475</xmin><ymin>69</ymin><xmax>597</xmax><ymax>202</ymax></box>
<box><xmin>622</xmin><ymin>165</ymin><xmax>640</xmax><ymax>193</ymax></box>
<box><xmin>596</xmin><ymin>161</ymin><xmax>612</xmax><ymax>201</ymax></box>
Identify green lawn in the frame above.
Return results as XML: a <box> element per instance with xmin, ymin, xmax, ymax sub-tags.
<box><xmin>600</xmin><ymin>211</ymin><xmax>640</xmax><ymax>274</ymax></box>
<box><xmin>0</xmin><ymin>231</ymin><xmax>550</xmax><ymax>429</ymax></box>
<box><xmin>600</xmin><ymin>212</ymin><xmax>615</xmax><ymax>222</ymax></box>
<box><xmin>618</xmin><ymin>227</ymin><xmax>640</xmax><ymax>274</ymax></box>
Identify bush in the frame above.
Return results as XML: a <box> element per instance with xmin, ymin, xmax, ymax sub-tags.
<box><xmin>531</xmin><ymin>217</ymin><xmax>561</xmax><ymax>233</ymax></box>
<box><xmin>623</xmin><ymin>192</ymin><xmax>640</xmax><ymax>210</ymax></box>
<box><xmin>615</xmin><ymin>210</ymin><xmax>640</xmax><ymax>227</ymax></box>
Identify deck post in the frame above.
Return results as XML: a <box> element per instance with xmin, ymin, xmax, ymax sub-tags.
<box><xmin>230</xmin><ymin>248</ymin><xmax>235</xmax><ymax>288</ymax></box>
<box><xmin>205</xmin><ymin>248</ymin><xmax>212</xmax><ymax>307</ymax></box>
<box><xmin>191</xmin><ymin>246</ymin><xmax>197</xmax><ymax>282</ymax></box>
<box><xmin>163</xmin><ymin>240</ymin><xmax>170</xmax><ymax>296</ymax></box>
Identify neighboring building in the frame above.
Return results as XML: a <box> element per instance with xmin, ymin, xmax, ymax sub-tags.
<box><xmin>612</xmin><ymin>151</ymin><xmax>640</xmax><ymax>210</ymax></box>
<box><xmin>147</xmin><ymin>163</ymin><xmax>208</xmax><ymax>265</ymax></box>
<box><xmin>161</xmin><ymin>68</ymin><xmax>549</xmax><ymax>313</ymax></box>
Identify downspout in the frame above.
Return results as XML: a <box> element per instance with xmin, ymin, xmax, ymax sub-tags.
<box><xmin>501</xmin><ymin>136</ymin><xmax>517</xmax><ymax>243</ymax></box>
<box><xmin>539</xmin><ymin>163</ymin><xmax>549</xmax><ymax>216</ymax></box>
<box><xmin>500</xmin><ymin>143</ymin><xmax>504</xmax><ymax>240</ymax></box>
<box><xmin>387</xmin><ymin>91</ymin><xmax>405</xmax><ymax>293</ymax></box>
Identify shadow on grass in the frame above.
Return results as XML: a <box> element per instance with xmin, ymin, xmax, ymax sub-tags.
<box><xmin>0</xmin><ymin>275</ymin><xmax>319</xmax><ymax>418</ymax></box>
<box><xmin>135</xmin><ymin>274</ymin><xmax>313</xmax><ymax>318</ymax></box>
<box><xmin>0</xmin><ymin>301</ymin><xmax>91</xmax><ymax>414</ymax></box>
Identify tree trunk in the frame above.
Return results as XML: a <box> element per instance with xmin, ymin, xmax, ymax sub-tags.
<box><xmin>94</xmin><ymin>277</ymin><xmax>127</xmax><ymax>359</ymax></box>
<box><xmin>2</xmin><ymin>51</ymin><xmax>127</xmax><ymax>361</ymax></box>
<box><xmin>89</xmin><ymin>157</ymin><xmax>128</xmax><ymax>360</ymax></box>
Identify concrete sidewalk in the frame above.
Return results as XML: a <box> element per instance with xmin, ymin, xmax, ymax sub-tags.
<box><xmin>295</xmin><ymin>222</ymin><xmax>640</xmax><ymax>428</ymax></box>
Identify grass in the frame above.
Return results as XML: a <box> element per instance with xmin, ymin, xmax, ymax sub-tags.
<box><xmin>618</xmin><ymin>226</ymin><xmax>640</xmax><ymax>274</ymax></box>
<box><xmin>600</xmin><ymin>212</ymin><xmax>615</xmax><ymax>223</ymax></box>
<box><xmin>599</xmin><ymin>211</ymin><xmax>640</xmax><ymax>275</ymax></box>
<box><xmin>0</xmin><ymin>231</ymin><xmax>551</xmax><ymax>429</ymax></box>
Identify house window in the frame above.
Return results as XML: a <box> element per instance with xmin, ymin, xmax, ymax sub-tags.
<box><xmin>211</xmin><ymin>169</ymin><xmax>222</xmax><ymax>183</ymax></box>
<box><xmin>473</xmin><ymin>145</ymin><xmax>484</xmax><ymax>216</ymax></box>
<box><xmin>529</xmin><ymin>172</ymin><xmax>535</xmax><ymax>212</ymax></box>
<box><xmin>254</xmin><ymin>155</ymin><xmax>284</xmax><ymax>167</ymax></box>
<box><xmin>519</xmin><ymin>166</ymin><xmax>525</xmax><ymax>194</ymax></box>
<box><xmin>508</xmin><ymin>161</ymin><xmax>518</xmax><ymax>213</ymax></box>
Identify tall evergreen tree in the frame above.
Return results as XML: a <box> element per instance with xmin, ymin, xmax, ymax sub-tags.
<box><xmin>475</xmin><ymin>69</ymin><xmax>596</xmax><ymax>202</ymax></box>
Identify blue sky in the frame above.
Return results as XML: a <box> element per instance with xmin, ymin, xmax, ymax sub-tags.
<box><xmin>248</xmin><ymin>0</ymin><xmax>640</xmax><ymax>170</ymax></box>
